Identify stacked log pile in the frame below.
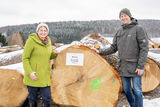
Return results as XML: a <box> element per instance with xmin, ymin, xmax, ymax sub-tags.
<box><xmin>0</xmin><ymin>49</ymin><xmax>23</xmax><ymax>66</ymax></box>
<box><xmin>0</xmin><ymin>33</ymin><xmax>160</xmax><ymax>106</ymax></box>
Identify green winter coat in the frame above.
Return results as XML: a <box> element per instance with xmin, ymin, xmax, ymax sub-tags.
<box><xmin>22</xmin><ymin>33</ymin><xmax>57</xmax><ymax>87</ymax></box>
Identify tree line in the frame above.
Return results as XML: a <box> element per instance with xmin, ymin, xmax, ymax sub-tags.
<box><xmin>0</xmin><ymin>20</ymin><xmax>160</xmax><ymax>44</ymax></box>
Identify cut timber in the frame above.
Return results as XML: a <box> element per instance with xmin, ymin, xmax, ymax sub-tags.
<box><xmin>148</xmin><ymin>52</ymin><xmax>160</xmax><ymax>67</ymax></box>
<box><xmin>51</xmin><ymin>45</ymin><xmax>122</xmax><ymax>107</ymax></box>
<box><xmin>0</xmin><ymin>50</ymin><xmax>23</xmax><ymax>66</ymax></box>
<box><xmin>0</xmin><ymin>69</ymin><xmax>28</xmax><ymax>107</ymax></box>
<box><xmin>80</xmin><ymin>33</ymin><xmax>111</xmax><ymax>49</ymax></box>
<box><xmin>94</xmin><ymin>43</ymin><xmax>100</xmax><ymax>49</ymax></box>
<box><xmin>142</xmin><ymin>58</ymin><xmax>160</xmax><ymax>92</ymax></box>
<box><xmin>148</xmin><ymin>44</ymin><xmax>153</xmax><ymax>48</ymax></box>
<box><xmin>153</xmin><ymin>43</ymin><xmax>159</xmax><ymax>48</ymax></box>
<box><xmin>103</xmin><ymin>55</ymin><xmax>160</xmax><ymax>93</ymax></box>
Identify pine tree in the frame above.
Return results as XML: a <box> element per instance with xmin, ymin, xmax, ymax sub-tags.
<box><xmin>0</xmin><ymin>33</ymin><xmax>8</xmax><ymax>46</ymax></box>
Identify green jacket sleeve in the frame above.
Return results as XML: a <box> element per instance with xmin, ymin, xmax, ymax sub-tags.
<box><xmin>50</xmin><ymin>51</ymin><xmax>57</xmax><ymax>59</ymax></box>
<box><xmin>22</xmin><ymin>38</ymin><xmax>34</xmax><ymax>75</ymax></box>
<box><xmin>136</xmin><ymin>26</ymin><xmax>149</xmax><ymax>69</ymax></box>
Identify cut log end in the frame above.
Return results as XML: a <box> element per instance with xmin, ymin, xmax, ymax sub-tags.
<box><xmin>51</xmin><ymin>45</ymin><xmax>122</xmax><ymax>107</ymax></box>
<box><xmin>0</xmin><ymin>69</ymin><xmax>28</xmax><ymax>107</ymax></box>
<box><xmin>142</xmin><ymin>58</ymin><xmax>160</xmax><ymax>93</ymax></box>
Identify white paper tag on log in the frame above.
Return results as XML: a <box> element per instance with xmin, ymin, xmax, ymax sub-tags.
<box><xmin>66</xmin><ymin>53</ymin><xmax>84</xmax><ymax>66</ymax></box>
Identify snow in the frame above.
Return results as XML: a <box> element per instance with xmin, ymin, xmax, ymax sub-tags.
<box><xmin>55</xmin><ymin>44</ymin><xmax>72</xmax><ymax>52</ymax></box>
<box><xmin>55</xmin><ymin>35</ymin><xmax>113</xmax><ymax>53</ymax></box>
<box><xmin>0</xmin><ymin>62</ymin><xmax>24</xmax><ymax>74</ymax></box>
<box><xmin>80</xmin><ymin>34</ymin><xmax>111</xmax><ymax>49</ymax></box>
<box><xmin>56</xmin><ymin>41</ymin><xmax>83</xmax><ymax>52</ymax></box>
<box><xmin>104</xmin><ymin>37</ymin><xmax>113</xmax><ymax>43</ymax></box>
<box><xmin>0</xmin><ymin>49</ymin><xmax>23</xmax><ymax>63</ymax></box>
<box><xmin>144</xmin><ymin>98</ymin><xmax>160</xmax><ymax>107</ymax></box>
<box><xmin>148</xmin><ymin>52</ymin><xmax>160</xmax><ymax>63</ymax></box>
<box><xmin>152</xmin><ymin>38</ymin><xmax>160</xmax><ymax>44</ymax></box>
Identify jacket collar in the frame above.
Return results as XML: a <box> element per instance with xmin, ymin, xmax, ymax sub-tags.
<box><xmin>122</xmin><ymin>17</ymin><xmax>138</xmax><ymax>29</ymax></box>
<box><xmin>29</xmin><ymin>33</ymin><xmax>50</xmax><ymax>46</ymax></box>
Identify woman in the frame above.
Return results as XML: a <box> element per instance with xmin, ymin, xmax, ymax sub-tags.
<box><xmin>23</xmin><ymin>23</ymin><xmax>58</xmax><ymax>107</ymax></box>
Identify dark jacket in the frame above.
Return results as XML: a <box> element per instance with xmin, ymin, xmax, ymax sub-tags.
<box><xmin>99</xmin><ymin>18</ymin><xmax>149</xmax><ymax>77</ymax></box>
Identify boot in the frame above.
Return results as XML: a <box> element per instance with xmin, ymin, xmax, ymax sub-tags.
<box><xmin>42</xmin><ymin>103</ymin><xmax>50</xmax><ymax>107</ymax></box>
<box><xmin>29</xmin><ymin>102</ymin><xmax>37</xmax><ymax>107</ymax></box>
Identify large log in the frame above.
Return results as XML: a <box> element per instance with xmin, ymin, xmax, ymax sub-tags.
<box><xmin>148</xmin><ymin>52</ymin><xmax>160</xmax><ymax>67</ymax></box>
<box><xmin>0</xmin><ymin>49</ymin><xmax>23</xmax><ymax>66</ymax></box>
<box><xmin>103</xmin><ymin>55</ymin><xmax>160</xmax><ymax>93</ymax></box>
<box><xmin>51</xmin><ymin>45</ymin><xmax>122</xmax><ymax>107</ymax></box>
<box><xmin>142</xmin><ymin>58</ymin><xmax>160</xmax><ymax>92</ymax></box>
<box><xmin>0</xmin><ymin>69</ymin><xmax>28</xmax><ymax>107</ymax></box>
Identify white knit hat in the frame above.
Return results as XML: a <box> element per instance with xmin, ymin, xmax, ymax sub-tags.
<box><xmin>36</xmin><ymin>23</ymin><xmax>49</xmax><ymax>33</ymax></box>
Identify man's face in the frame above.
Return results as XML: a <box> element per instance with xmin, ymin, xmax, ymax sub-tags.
<box><xmin>120</xmin><ymin>14</ymin><xmax>131</xmax><ymax>24</ymax></box>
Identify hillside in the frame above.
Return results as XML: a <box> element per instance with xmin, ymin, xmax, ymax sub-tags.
<box><xmin>0</xmin><ymin>20</ymin><xmax>160</xmax><ymax>44</ymax></box>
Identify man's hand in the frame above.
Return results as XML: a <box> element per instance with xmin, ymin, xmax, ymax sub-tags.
<box><xmin>136</xmin><ymin>68</ymin><xmax>144</xmax><ymax>76</ymax></box>
<box><xmin>91</xmin><ymin>47</ymin><xmax>99</xmax><ymax>53</ymax></box>
<box><xmin>30</xmin><ymin>72</ymin><xmax>38</xmax><ymax>80</ymax></box>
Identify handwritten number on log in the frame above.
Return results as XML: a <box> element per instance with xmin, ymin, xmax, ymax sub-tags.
<box><xmin>91</xmin><ymin>78</ymin><xmax>101</xmax><ymax>90</ymax></box>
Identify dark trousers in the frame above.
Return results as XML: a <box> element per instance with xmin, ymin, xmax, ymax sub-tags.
<box><xmin>27</xmin><ymin>86</ymin><xmax>51</xmax><ymax>104</ymax></box>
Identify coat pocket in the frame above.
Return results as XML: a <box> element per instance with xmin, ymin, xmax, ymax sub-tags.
<box><xmin>126</xmin><ymin>59</ymin><xmax>138</xmax><ymax>74</ymax></box>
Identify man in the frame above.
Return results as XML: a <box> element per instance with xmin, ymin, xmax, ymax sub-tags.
<box><xmin>99</xmin><ymin>8</ymin><xmax>148</xmax><ymax>107</ymax></box>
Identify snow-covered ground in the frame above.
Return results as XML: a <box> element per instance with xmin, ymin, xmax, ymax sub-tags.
<box><xmin>143</xmin><ymin>98</ymin><xmax>160</xmax><ymax>107</ymax></box>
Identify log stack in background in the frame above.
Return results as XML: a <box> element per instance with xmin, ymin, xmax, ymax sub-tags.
<box><xmin>0</xmin><ymin>49</ymin><xmax>23</xmax><ymax>66</ymax></box>
<box><xmin>0</xmin><ymin>69</ymin><xmax>28</xmax><ymax>107</ymax></box>
<box><xmin>51</xmin><ymin>45</ymin><xmax>122</xmax><ymax>107</ymax></box>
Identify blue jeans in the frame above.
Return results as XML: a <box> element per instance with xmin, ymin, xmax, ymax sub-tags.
<box><xmin>27</xmin><ymin>86</ymin><xmax>51</xmax><ymax>104</ymax></box>
<box><xmin>122</xmin><ymin>76</ymin><xmax>143</xmax><ymax>107</ymax></box>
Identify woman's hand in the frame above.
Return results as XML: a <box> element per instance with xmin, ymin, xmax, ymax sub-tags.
<box><xmin>30</xmin><ymin>72</ymin><xmax>38</xmax><ymax>80</ymax></box>
<box><xmin>54</xmin><ymin>49</ymin><xmax>60</xmax><ymax>54</ymax></box>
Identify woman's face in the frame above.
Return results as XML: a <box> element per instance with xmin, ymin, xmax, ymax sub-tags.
<box><xmin>37</xmin><ymin>26</ymin><xmax>48</xmax><ymax>39</ymax></box>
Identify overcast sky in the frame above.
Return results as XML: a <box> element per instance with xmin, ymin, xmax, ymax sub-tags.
<box><xmin>0</xmin><ymin>0</ymin><xmax>159</xmax><ymax>27</ymax></box>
